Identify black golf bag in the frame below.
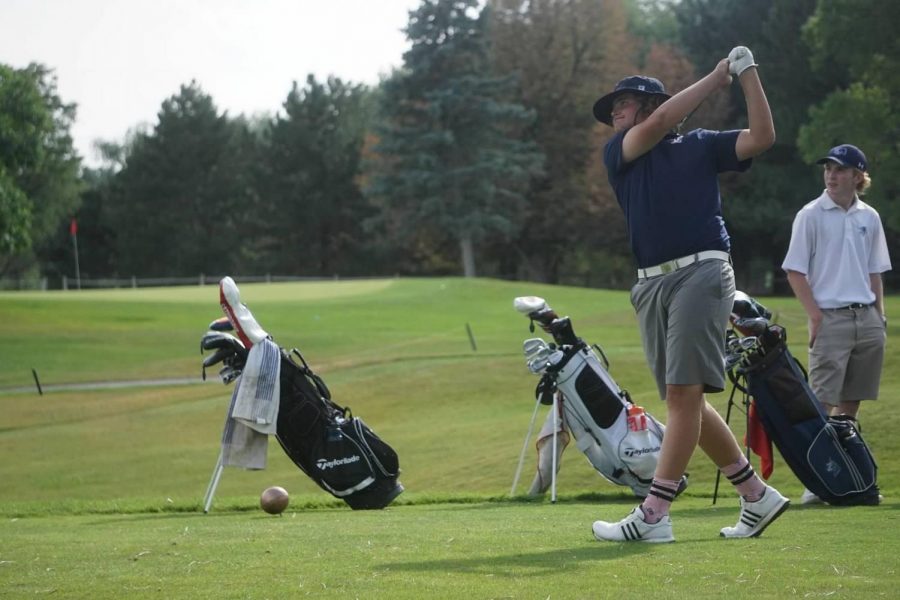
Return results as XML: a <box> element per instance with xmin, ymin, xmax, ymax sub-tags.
<box><xmin>274</xmin><ymin>347</ymin><xmax>403</xmax><ymax>509</ymax></box>
<box><xmin>727</xmin><ymin>291</ymin><xmax>879</xmax><ymax>505</ymax></box>
<box><xmin>202</xmin><ymin>277</ymin><xmax>403</xmax><ymax>510</ymax></box>
<box><xmin>514</xmin><ymin>296</ymin><xmax>679</xmax><ymax>499</ymax></box>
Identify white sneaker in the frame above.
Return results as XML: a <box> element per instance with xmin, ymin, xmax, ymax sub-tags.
<box><xmin>592</xmin><ymin>507</ymin><xmax>674</xmax><ymax>543</ymax></box>
<box><xmin>720</xmin><ymin>486</ymin><xmax>790</xmax><ymax>538</ymax></box>
<box><xmin>801</xmin><ymin>488</ymin><xmax>824</xmax><ymax>505</ymax></box>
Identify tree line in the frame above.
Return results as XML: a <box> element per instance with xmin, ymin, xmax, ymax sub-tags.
<box><xmin>1</xmin><ymin>0</ymin><xmax>897</xmax><ymax>292</ymax></box>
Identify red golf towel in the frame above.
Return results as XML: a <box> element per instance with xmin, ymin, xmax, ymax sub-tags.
<box><xmin>745</xmin><ymin>400</ymin><xmax>774</xmax><ymax>479</ymax></box>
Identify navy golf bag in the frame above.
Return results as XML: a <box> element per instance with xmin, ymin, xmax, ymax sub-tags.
<box><xmin>728</xmin><ymin>291</ymin><xmax>879</xmax><ymax>505</ymax></box>
<box><xmin>202</xmin><ymin>277</ymin><xmax>403</xmax><ymax>510</ymax></box>
<box><xmin>514</xmin><ymin>296</ymin><xmax>682</xmax><ymax>499</ymax></box>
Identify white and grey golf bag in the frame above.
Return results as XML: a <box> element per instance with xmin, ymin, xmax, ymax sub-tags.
<box><xmin>514</xmin><ymin>296</ymin><xmax>675</xmax><ymax>499</ymax></box>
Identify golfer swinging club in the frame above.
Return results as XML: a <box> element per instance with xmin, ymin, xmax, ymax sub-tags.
<box><xmin>590</xmin><ymin>46</ymin><xmax>789</xmax><ymax>543</ymax></box>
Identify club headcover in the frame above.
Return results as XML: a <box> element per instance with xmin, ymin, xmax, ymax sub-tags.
<box><xmin>201</xmin><ymin>347</ymin><xmax>246</xmax><ymax>384</ymax></box>
<box><xmin>219</xmin><ymin>276</ymin><xmax>270</xmax><ymax>348</ymax></box>
<box><xmin>733</xmin><ymin>317</ymin><xmax>768</xmax><ymax>337</ymax></box>
<box><xmin>202</xmin><ymin>346</ymin><xmax>238</xmax><ymax>369</ymax></box>
<box><xmin>731</xmin><ymin>290</ymin><xmax>772</xmax><ymax>321</ymax></box>
<box><xmin>208</xmin><ymin>316</ymin><xmax>233</xmax><ymax>332</ymax></box>
<box><xmin>200</xmin><ymin>331</ymin><xmax>248</xmax><ymax>383</ymax></box>
<box><xmin>514</xmin><ymin>296</ymin><xmax>548</xmax><ymax>315</ymax></box>
<box><xmin>201</xmin><ymin>331</ymin><xmax>247</xmax><ymax>355</ymax></box>
<box><xmin>514</xmin><ymin>295</ymin><xmax>560</xmax><ymax>333</ymax></box>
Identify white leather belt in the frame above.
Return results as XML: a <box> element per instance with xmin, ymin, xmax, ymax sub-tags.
<box><xmin>637</xmin><ymin>250</ymin><xmax>730</xmax><ymax>279</ymax></box>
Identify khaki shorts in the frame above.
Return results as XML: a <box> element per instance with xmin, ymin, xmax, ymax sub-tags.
<box><xmin>809</xmin><ymin>305</ymin><xmax>886</xmax><ymax>406</ymax></box>
<box><xmin>631</xmin><ymin>258</ymin><xmax>735</xmax><ymax>400</ymax></box>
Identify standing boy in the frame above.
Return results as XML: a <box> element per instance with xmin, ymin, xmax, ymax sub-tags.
<box><xmin>782</xmin><ymin>144</ymin><xmax>890</xmax><ymax>504</ymax></box>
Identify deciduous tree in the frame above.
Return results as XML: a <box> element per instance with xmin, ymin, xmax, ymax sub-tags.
<box><xmin>0</xmin><ymin>63</ymin><xmax>81</xmax><ymax>277</ymax></box>
<box><xmin>489</xmin><ymin>0</ymin><xmax>635</xmax><ymax>285</ymax></box>
<box><xmin>798</xmin><ymin>0</ymin><xmax>900</xmax><ymax>229</ymax></box>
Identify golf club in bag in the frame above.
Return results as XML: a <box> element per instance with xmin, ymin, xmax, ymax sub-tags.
<box><xmin>201</xmin><ymin>277</ymin><xmax>403</xmax><ymax>511</ymax></box>
<box><xmin>724</xmin><ymin>291</ymin><xmax>879</xmax><ymax>506</ymax></box>
<box><xmin>511</xmin><ymin>296</ymin><xmax>687</xmax><ymax>499</ymax></box>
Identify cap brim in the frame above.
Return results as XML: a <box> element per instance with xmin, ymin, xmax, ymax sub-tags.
<box><xmin>816</xmin><ymin>156</ymin><xmax>843</xmax><ymax>165</ymax></box>
<box><xmin>592</xmin><ymin>90</ymin><xmax>672</xmax><ymax>126</ymax></box>
<box><xmin>816</xmin><ymin>156</ymin><xmax>859</xmax><ymax>169</ymax></box>
<box><xmin>592</xmin><ymin>91</ymin><xmax>624</xmax><ymax>126</ymax></box>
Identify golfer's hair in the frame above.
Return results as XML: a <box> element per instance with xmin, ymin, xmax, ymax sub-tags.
<box><xmin>637</xmin><ymin>95</ymin><xmax>666</xmax><ymax>120</ymax></box>
<box><xmin>858</xmin><ymin>171</ymin><xmax>872</xmax><ymax>194</ymax></box>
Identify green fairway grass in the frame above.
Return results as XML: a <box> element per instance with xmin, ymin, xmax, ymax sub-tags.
<box><xmin>1</xmin><ymin>278</ymin><xmax>898</xmax><ymax>598</ymax></box>
<box><xmin>3</xmin><ymin>499</ymin><xmax>897</xmax><ymax>599</ymax></box>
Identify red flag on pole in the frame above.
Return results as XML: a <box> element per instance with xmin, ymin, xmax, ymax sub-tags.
<box><xmin>70</xmin><ymin>217</ymin><xmax>78</xmax><ymax>236</ymax></box>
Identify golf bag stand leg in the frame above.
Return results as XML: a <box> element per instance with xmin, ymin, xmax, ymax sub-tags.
<box><xmin>511</xmin><ymin>395</ymin><xmax>543</xmax><ymax>496</ymax></box>
<box><xmin>551</xmin><ymin>391</ymin><xmax>559</xmax><ymax>504</ymax></box>
<box><xmin>203</xmin><ymin>451</ymin><xmax>224</xmax><ymax>513</ymax></box>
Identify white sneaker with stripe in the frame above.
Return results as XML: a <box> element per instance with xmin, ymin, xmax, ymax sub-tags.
<box><xmin>720</xmin><ymin>485</ymin><xmax>790</xmax><ymax>538</ymax></box>
<box><xmin>592</xmin><ymin>507</ymin><xmax>674</xmax><ymax>543</ymax></box>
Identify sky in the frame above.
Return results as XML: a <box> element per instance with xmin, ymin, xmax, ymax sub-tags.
<box><xmin>1</xmin><ymin>0</ymin><xmax>423</xmax><ymax>167</ymax></box>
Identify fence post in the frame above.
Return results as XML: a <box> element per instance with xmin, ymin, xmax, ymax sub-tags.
<box><xmin>62</xmin><ymin>275</ymin><xmax>68</xmax><ymax>290</ymax></box>
<box><xmin>132</xmin><ymin>276</ymin><xmax>137</xmax><ymax>288</ymax></box>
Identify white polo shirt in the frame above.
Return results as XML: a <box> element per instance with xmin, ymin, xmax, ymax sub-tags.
<box><xmin>782</xmin><ymin>190</ymin><xmax>891</xmax><ymax>309</ymax></box>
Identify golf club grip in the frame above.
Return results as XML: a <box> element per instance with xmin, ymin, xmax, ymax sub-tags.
<box><xmin>531</xmin><ymin>309</ymin><xmax>559</xmax><ymax>326</ymax></box>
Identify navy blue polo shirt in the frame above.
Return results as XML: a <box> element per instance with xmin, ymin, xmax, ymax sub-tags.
<box><xmin>604</xmin><ymin>128</ymin><xmax>750</xmax><ymax>268</ymax></box>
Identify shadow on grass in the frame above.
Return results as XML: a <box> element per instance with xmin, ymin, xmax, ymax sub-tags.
<box><xmin>374</xmin><ymin>537</ymin><xmax>730</xmax><ymax>577</ymax></box>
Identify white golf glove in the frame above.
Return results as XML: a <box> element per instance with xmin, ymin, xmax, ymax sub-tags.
<box><xmin>728</xmin><ymin>46</ymin><xmax>757</xmax><ymax>76</ymax></box>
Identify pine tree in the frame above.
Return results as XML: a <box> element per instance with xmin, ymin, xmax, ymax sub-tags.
<box><xmin>254</xmin><ymin>75</ymin><xmax>376</xmax><ymax>276</ymax></box>
<box><xmin>109</xmin><ymin>82</ymin><xmax>254</xmax><ymax>276</ymax></box>
<box><xmin>367</xmin><ymin>0</ymin><xmax>544</xmax><ymax>277</ymax></box>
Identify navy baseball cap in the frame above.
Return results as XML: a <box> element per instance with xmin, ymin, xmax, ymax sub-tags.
<box><xmin>592</xmin><ymin>75</ymin><xmax>671</xmax><ymax>126</ymax></box>
<box><xmin>816</xmin><ymin>144</ymin><xmax>867</xmax><ymax>171</ymax></box>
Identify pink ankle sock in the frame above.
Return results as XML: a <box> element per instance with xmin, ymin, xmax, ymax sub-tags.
<box><xmin>720</xmin><ymin>456</ymin><xmax>766</xmax><ymax>501</ymax></box>
<box><xmin>640</xmin><ymin>477</ymin><xmax>681</xmax><ymax>523</ymax></box>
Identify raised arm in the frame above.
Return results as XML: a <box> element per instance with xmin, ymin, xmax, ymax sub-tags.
<box><xmin>621</xmin><ymin>59</ymin><xmax>732</xmax><ymax>163</ymax></box>
<box><xmin>730</xmin><ymin>46</ymin><xmax>776</xmax><ymax>161</ymax></box>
